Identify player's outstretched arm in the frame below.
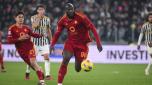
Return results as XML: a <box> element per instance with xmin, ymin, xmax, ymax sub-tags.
<box><xmin>137</xmin><ymin>25</ymin><xmax>144</xmax><ymax>50</ymax></box>
<box><xmin>137</xmin><ymin>33</ymin><xmax>143</xmax><ymax>50</ymax></box>
<box><xmin>51</xmin><ymin>20</ymin><xmax>64</xmax><ymax>47</ymax></box>
<box><xmin>83</xmin><ymin>15</ymin><xmax>102</xmax><ymax>52</ymax></box>
<box><xmin>47</xmin><ymin>18</ymin><xmax>53</xmax><ymax>41</ymax></box>
<box><xmin>28</xmin><ymin>28</ymin><xmax>43</xmax><ymax>38</ymax></box>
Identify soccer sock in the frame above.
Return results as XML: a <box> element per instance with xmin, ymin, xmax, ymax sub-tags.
<box><xmin>58</xmin><ymin>83</ymin><xmax>62</xmax><ymax>85</ymax></box>
<box><xmin>36</xmin><ymin>70</ymin><xmax>44</xmax><ymax>80</ymax></box>
<box><xmin>0</xmin><ymin>56</ymin><xmax>2</xmax><ymax>69</ymax></box>
<box><xmin>44</xmin><ymin>59</ymin><xmax>50</xmax><ymax>76</ymax></box>
<box><xmin>26</xmin><ymin>65</ymin><xmax>30</xmax><ymax>73</ymax></box>
<box><xmin>0</xmin><ymin>56</ymin><xmax>4</xmax><ymax>69</ymax></box>
<box><xmin>146</xmin><ymin>58</ymin><xmax>152</xmax><ymax>71</ymax></box>
<box><xmin>58</xmin><ymin>64</ymin><xmax>67</xmax><ymax>83</ymax></box>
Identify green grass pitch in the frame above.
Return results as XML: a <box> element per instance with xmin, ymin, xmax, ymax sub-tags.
<box><xmin>0</xmin><ymin>62</ymin><xmax>152</xmax><ymax>85</ymax></box>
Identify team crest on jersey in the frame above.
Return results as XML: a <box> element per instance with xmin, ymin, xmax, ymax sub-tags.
<box><xmin>20</xmin><ymin>32</ymin><xmax>25</xmax><ymax>36</ymax></box>
<box><xmin>74</xmin><ymin>20</ymin><xmax>78</xmax><ymax>24</ymax></box>
<box><xmin>24</xmin><ymin>29</ymin><xmax>27</xmax><ymax>32</ymax></box>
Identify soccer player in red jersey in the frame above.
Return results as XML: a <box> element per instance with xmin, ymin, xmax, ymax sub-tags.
<box><xmin>7</xmin><ymin>11</ymin><xmax>46</xmax><ymax>85</ymax></box>
<box><xmin>0</xmin><ymin>31</ymin><xmax>6</xmax><ymax>72</ymax></box>
<box><xmin>50</xmin><ymin>3</ymin><xmax>102</xmax><ymax>85</ymax></box>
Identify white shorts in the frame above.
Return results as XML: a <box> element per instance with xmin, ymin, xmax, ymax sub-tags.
<box><xmin>147</xmin><ymin>45</ymin><xmax>152</xmax><ymax>54</ymax></box>
<box><xmin>34</xmin><ymin>45</ymin><xmax>50</xmax><ymax>55</ymax></box>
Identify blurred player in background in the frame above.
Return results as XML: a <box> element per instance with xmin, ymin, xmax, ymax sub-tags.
<box><xmin>137</xmin><ymin>12</ymin><xmax>152</xmax><ymax>75</ymax></box>
<box><xmin>26</xmin><ymin>4</ymin><xmax>53</xmax><ymax>80</ymax></box>
<box><xmin>0</xmin><ymin>31</ymin><xmax>6</xmax><ymax>72</ymax></box>
<box><xmin>7</xmin><ymin>11</ymin><xmax>46</xmax><ymax>85</ymax></box>
<box><xmin>50</xmin><ymin>3</ymin><xmax>102</xmax><ymax>85</ymax></box>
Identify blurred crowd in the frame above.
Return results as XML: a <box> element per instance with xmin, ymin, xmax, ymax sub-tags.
<box><xmin>0</xmin><ymin>0</ymin><xmax>152</xmax><ymax>44</ymax></box>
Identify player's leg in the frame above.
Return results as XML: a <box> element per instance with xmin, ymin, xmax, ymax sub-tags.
<box><xmin>145</xmin><ymin>46</ymin><xmax>152</xmax><ymax>75</ymax></box>
<box><xmin>58</xmin><ymin>50</ymin><xmax>73</xmax><ymax>85</ymax></box>
<box><xmin>22</xmin><ymin>49</ymin><xmax>45</xmax><ymax>85</ymax></box>
<box><xmin>29</xmin><ymin>57</ymin><xmax>46</xmax><ymax>85</ymax></box>
<box><xmin>74</xmin><ymin>45</ymin><xmax>88</xmax><ymax>72</ymax></box>
<box><xmin>75</xmin><ymin>58</ymin><xmax>81</xmax><ymax>72</ymax></box>
<box><xmin>41</xmin><ymin>44</ymin><xmax>52</xmax><ymax>80</ymax></box>
<box><xmin>0</xmin><ymin>47</ymin><xmax>6</xmax><ymax>72</ymax></box>
<box><xmin>42</xmin><ymin>53</ymin><xmax>52</xmax><ymax>80</ymax></box>
<box><xmin>25</xmin><ymin>45</ymin><xmax>37</xmax><ymax>79</ymax></box>
<box><xmin>25</xmin><ymin>65</ymin><xmax>30</xmax><ymax>80</ymax></box>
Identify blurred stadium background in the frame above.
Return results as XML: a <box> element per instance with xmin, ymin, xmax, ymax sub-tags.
<box><xmin>0</xmin><ymin>0</ymin><xmax>152</xmax><ymax>85</ymax></box>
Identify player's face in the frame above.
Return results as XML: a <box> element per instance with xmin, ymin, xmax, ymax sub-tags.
<box><xmin>148</xmin><ymin>15</ymin><xmax>152</xmax><ymax>23</ymax></box>
<box><xmin>37</xmin><ymin>7</ymin><xmax>45</xmax><ymax>16</ymax></box>
<box><xmin>65</xmin><ymin>6</ymin><xmax>75</xmax><ymax>19</ymax></box>
<box><xmin>15</xmin><ymin>14</ymin><xmax>24</xmax><ymax>24</ymax></box>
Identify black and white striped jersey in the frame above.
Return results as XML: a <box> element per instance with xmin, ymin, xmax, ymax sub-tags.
<box><xmin>31</xmin><ymin>15</ymin><xmax>50</xmax><ymax>46</ymax></box>
<box><xmin>138</xmin><ymin>22</ymin><xmax>152</xmax><ymax>45</ymax></box>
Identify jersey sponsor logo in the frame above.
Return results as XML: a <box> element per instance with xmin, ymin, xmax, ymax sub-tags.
<box><xmin>20</xmin><ymin>32</ymin><xmax>25</xmax><ymax>36</ymax></box>
<box><xmin>69</xmin><ymin>26</ymin><xmax>75</xmax><ymax>32</ymax></box>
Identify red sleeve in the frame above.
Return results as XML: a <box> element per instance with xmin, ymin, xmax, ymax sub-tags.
<box><xmin>83</xmin><ymin>15</ymin><xmax>102</xmax><ymax>46</ymax></box>
<box><xmin>7</xmin><ymin>27</ymin><xmax>19</xmax><ymax>44</ymax></box>
<box><xmin>27</xmin><ymin>27</ymin><xmax>42</xmax><ymax>38</ymax></box>
<box><xmin>51</xmin><ymin>19</ymin><xmax>64</xmax><ymax>47</ymax></box>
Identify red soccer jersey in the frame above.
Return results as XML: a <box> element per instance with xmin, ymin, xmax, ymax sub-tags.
<box><xmin>51</xmin><ymin>12</ymin><xmax>101</xmax><ymax>47</ymax></box>
<box><xmin>7</xmin><ymin>24</ymin><xmax>42</xmax><ymax>52</ymax></box>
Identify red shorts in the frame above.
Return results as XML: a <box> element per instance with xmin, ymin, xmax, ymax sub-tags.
<box><xmin>64</xmin><ymin>41</ymin><xmax>89</xmax><ymax>62</ymax></box>
<box><xmin>17</xmin><ymin>48</ymin><xmax>36</xmax><ymax>66</ymax></box>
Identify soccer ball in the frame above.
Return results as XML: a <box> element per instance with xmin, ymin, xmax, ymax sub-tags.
<box><xmin>81</xmin><ymin>59</ymin><xmax>94</xmax><ymax>72</ymax></box>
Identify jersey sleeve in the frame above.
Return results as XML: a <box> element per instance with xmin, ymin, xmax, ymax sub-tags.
<box><xmin>7</xmin><ymin>27</ymin><xmax>19</xmax><ymax>44</ymax></box>
<box><xmin>137</xmin><ymin>24</ymin><xmax>145</xmax><ymax>45</ymax></box>
<box><xmin>47</xmin><ymin>18</ymin><xmax>51</xmax><ymax>28</ymax></box>
<box><xmin>31</xmin><ymin>16</ymin><xmax>34</xmax><ymax>23</ymax></box>
<box><xmin>83</xmin><ymin>15</ymin><xmax>102</xmax><ymax>47</ymax></box>
<box><xmin>51</xmin><ymin>18</ymin><xmax>64</xmax><ymax>47</ymax></box>
<box><xmin>141</xmin><ymin>24</ymin><xmax>146</xmax><ymax>33</ymax></box>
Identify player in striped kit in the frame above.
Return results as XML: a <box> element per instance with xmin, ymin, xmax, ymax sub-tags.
<box><xmin>25</xmin><ymin>4</ymin><xmax>53</xmax><ymax>80</ymax></box>
<box><xmin>137</xmin><ymin>12</ymin><xmax>152</xmax><ymax>75</ymax></box>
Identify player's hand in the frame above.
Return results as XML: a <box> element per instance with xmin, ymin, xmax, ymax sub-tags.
<box><xmin>18</xmin><ymin>34</ymin><xmax>30</xmax><ymax>41</ymax></box>
<box><xmin>32</xmin><ymin>18</ymin><xmax>40</xmax><ymax>28</ymax></box>
<box><xmin>97</xmin><ymin>45</ymin><xmax>103</xmax><ymax>52</ymax></box>
<box><xmin>137</xmin><ymin>45</ymin><xmax>140</xmax><ymax>50</ymax></box>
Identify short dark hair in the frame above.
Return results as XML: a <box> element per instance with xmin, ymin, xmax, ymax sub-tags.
<box><xmin>14</xmin><ymin>11</ymin><xmax>24</xmax><ymax>17</ymax></box>
<box><xmin>36</xmin><ymin>4</ymin><xmax>46</xmax><ymax>10</ymax></box>
<box><xmin>146</xmin><ymin>12</ymin><xmax>152</xmax><ymax>21</ymax></box>
<box><xmin>65</xmin><ymin>3</ymin><xmax>75</xmax><ymax>10</ymax></box>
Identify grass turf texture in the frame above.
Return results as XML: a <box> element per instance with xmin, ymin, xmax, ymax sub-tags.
<box><xmin>0</xmin><ymin>62</ymin><xmax>152</xmax><ymax>85</ymax></box>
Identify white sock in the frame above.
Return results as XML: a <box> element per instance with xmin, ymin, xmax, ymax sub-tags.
<box><xmin>146</xmin><ymin>58</ymin><xmax>152</xmax><ymax>71</ymax></box>
<box><xmin>44</xmin><ymin>59</ymin><xmax>50</xmax><ymax>76</ymax></box>
<box><xmin>26</xmin><ymin>65</ymin><xmax>30</xmax><ymax>73</ymax></box>
<box><xmin>40</xmin><ymin>80</ymin><xmax>45</xmax><ymax>83</ymax></box>
<box><xmin>58</xmin><ymin>83</ymin><xmax>62</xmax><ymax>85</ymax></box>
